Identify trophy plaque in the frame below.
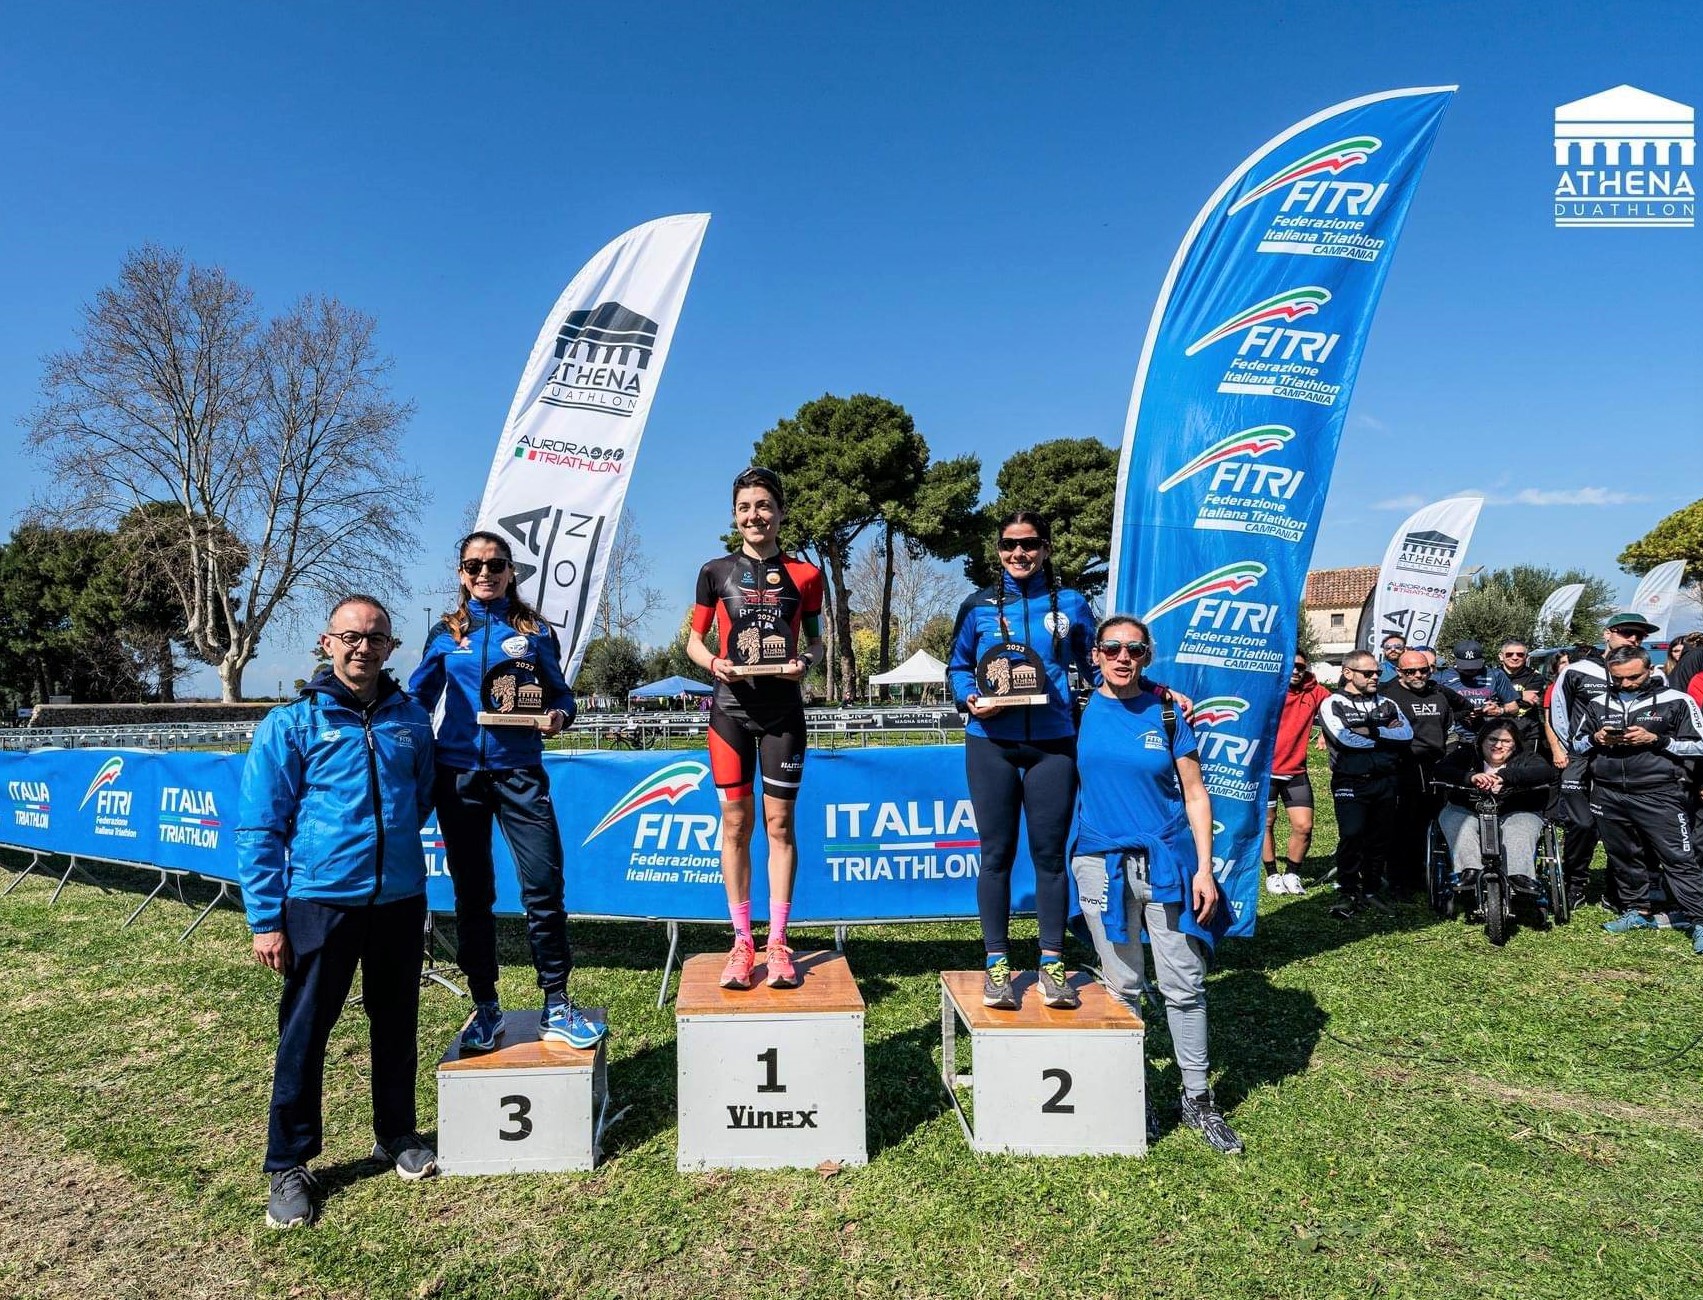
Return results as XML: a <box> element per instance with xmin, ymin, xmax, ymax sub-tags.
<box><xmin>477</xmin><ymin>657</ymin><xmax>553</xmax><ymax>727</ymax></box>
<box><xmin>726</xmin><ymin>609</ymin><xmax>797</xmax><ymax>678</ymax></box>
<box><xmin>975</xmin><ymin>642</ymin><xmax>1049</xmax><ymax>707</ymax></box>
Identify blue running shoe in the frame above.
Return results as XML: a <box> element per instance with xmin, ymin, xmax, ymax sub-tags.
<box><xmin>460</xmin><ymin>999</ymin><xmax>504</xmax><ymax>1054</ymax></box>
<box><xmin>1692</xmin><ymin>925</ymin><xmax>1703</xmax><ymax>957</ymax></box>
<box><xmin>541</xmin><ymin>994</ymin><xmax>606</xmax><ymax>1049</ymax></box>
<box><xmin>1603</xmin><ymin>910</ymin><xmax>1657</xmax><ymax>935</ymax></box>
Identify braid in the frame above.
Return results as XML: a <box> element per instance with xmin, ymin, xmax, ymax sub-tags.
<box><xmin>995</xmin><ymin>569</ymin><xmax>1009</xmax><ymax>640</ymax></box>
<box><xmin>1045</xmin><ymin>558</ymin><xmax>1062</xmax><ymax>652</ymax></box>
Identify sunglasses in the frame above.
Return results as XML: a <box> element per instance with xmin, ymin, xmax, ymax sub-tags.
<box><xmin>1343</xmin><ymin>666</ymin><xmax>1376</xmax><ymax>677</ymax></box>
<box><xmin>1398</xmin><ymin>666</ymin><xmax>1433</xmax><ymax>676</ymax></box>
<box><xmin>1501</xmin><ymin>651</ymin><xmax>1528</xmax><ymax>658</ymax></box>
<box><xmin>326</xmin><ymin>630</ymin><xmax>398</xmax><ymax>649</ymax></box>
<box><xmin>997</xmin><ymin>537</ymin><xmax>1044</xmax><ymax>553</ymax></box>
<box><xmin>1096</xmin><ymin>639</ymin><xmax>1149</xmax><ymax>659</ymax></box>
<box><xmin>460</xmin><ymin>557</ymin><xmax>510</xmax><ymax>576</ymax></box>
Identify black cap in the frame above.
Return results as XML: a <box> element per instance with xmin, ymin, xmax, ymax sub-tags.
<box><xmin>1451</xmin><ymin>639</ymin><xmax>1485</xmax><ymax>671</ymax></box>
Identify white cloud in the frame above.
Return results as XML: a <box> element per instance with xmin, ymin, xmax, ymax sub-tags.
<box><xmin>1375</xmin><ymin>486</ymin><xmax>1644</xmax><ymax>510</ymax></box>
<box><xmin>1374</xmin><ymin>493</ymin><xmax>1427</xmax><ymax>511</ymax></box>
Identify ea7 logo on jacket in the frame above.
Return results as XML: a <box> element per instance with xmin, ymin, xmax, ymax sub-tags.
<box><xmin>1228</xmin><ymin>137</ymin><xmax>1385</xmax><ymax>214</ymax></box>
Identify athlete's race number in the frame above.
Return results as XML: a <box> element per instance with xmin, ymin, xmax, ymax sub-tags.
<box><xmin>499</xmin><ymin>1093</ymin><xmax>534</xmax><ymax>1141</ymax></box>
<box><xmin>757</xmin><ymin>1046</ymin><xmax>787</xmax><ymax>1094</ymax></box>
<box><xmin>1041</xmin><ymin>1068</ymin><xmax>1075</xmax><ymax>1114</ymax></box>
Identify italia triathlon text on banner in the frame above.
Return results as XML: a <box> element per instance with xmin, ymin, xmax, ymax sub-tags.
<box><xmin>1370</xmin><ymin>496</ymin><xmax>1484</xmax><ymax>653</ymax></box>
<box><xmin>475</xmin><ymin>213</ymin><xmax>710</xmax><ymax>681</ymax></box>
<box><xmin>1108</xmin><ymin>87</ymin><xmax>1455</xmax><ymax>937</ymax></box>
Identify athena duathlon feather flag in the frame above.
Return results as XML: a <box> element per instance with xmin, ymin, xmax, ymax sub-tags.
<box><xmin>1534</xmin><ymin>582</ymin><xmax>1586</xmax><ymax>642</ymax></box>
<box><xmin>1370</xmin><ymin>495</ymin><xmax>1485</xmax><ymax>652</ymax></box>
<box><xmin>1108</xmin><ymin>87</ymin><xmax>1454</xmax><ymax>937</ymax></box>
<box><xmin>476</xmin><ymin>213</ymin><xmax>710</xmax><ymax>680</ymax></box>
<box><xmin>1629</xmin><ymin>559</ymin><xmax>1687</xmax><ymax>641</ymax></box>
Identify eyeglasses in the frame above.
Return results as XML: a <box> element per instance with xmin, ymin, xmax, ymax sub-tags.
<box><xmin>1484</xmin><ymin>736</ymin><xmax>1516</xmax><ymax>747</ymax></box>
<box><xmin>326</xmin><ymin>630</ymin><xmax>398</xmax><ymax>649</ymax></box>
<box><xmin>1096</xmin><ymin>639</ymin><xmax>1149</xmax><ymax>659</ymax></box>
<box><xmin>997</xmin><ymin>537</ymin><xmax>1043</xmax><ymax>553</ymax></box>
<box><xmin>460</xmin><ymin>557</ymin><xmax>510</xmax><ymax>576</ymax></box>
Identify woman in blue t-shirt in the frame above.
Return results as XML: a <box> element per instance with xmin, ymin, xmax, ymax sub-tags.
<box><xmin>1070</xmin><ymin>614</ymin><xmax>1244</xmax><ymax>1155</ymax></box>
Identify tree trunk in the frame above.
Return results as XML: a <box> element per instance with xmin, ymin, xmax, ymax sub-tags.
<box><xmin>158</xmin><ymin>640</ymin><xmax>176</xmax><ymax>703</ymax></box>
<box><xmin>218</xmin><ymin>651</ymin><xmax>249</xmax><ymax>703</ymax></box>
<box><xmin>878</xmin><ymin>522</ymin><xmax>897</xmax><ymax>699</ymax></box>
<box><xmin>823</xmin><ymin>537</ymin><xmax>857</xmax><ymax>703</ymax></box>
<box><xmin>817</xmin><ymin>556</ymin><xmax>838</xmax><ymax>703</ymax></box>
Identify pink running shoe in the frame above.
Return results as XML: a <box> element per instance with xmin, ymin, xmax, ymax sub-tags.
<box><xmin>719</xmin><ymin>936</ymin><xmax>756</xmax><ymax>990</ymax></box>
<box><xmin>764</xmin><ymin>943</ymin><xmax>799</xmax><ymax>989</ymax></box>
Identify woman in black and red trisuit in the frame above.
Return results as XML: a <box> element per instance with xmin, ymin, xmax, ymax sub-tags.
<box><xmin>686</xmin><ymin>467</ymin><xmax>825</xmax><ymax>990</ymax></box>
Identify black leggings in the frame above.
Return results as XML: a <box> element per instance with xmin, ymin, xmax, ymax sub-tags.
<box><xmin>964</xmin><ymin>733</ymin><xmax>1077</xmax><ymax>955</ymax></box>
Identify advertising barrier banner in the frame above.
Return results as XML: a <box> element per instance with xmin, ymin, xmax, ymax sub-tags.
<box><xmin>1107</xmin><ymin>87</ymin><xmax>1455</xmax><ymax>936</ymax></box>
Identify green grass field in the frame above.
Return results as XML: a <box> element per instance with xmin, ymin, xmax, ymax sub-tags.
<box><xmin>2</xmin><ymin>753</ymin><xmax>1700</xmax><ymax>1300</ymax></box>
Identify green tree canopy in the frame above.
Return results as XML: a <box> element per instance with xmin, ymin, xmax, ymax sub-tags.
<box><xmin>969</xmin><ymin>437</ymin><xmax>1119</xmax><ymax>597</ymax></box>
<box><xmin>1619</xmin><ymin>498</ymin><xmax>1703</xmax><ymax>585</ymax></box>
<box><xmin>1438</xmin><ymin>565</ymin><xmax>1615</xmax><ymax>654</ymax></box>
<box><xmin>578</xmin><ymin>635</ymin><xmax>646</xmax><ymax>704</ymax></box>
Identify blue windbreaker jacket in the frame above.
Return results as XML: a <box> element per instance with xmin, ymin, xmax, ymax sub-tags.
<box><xmin>947</xmin><ymin>573</ymin><xmax>1096</xmax><ymax>742</ymax></box>
<box><xmin>236</xmin><ymin>669</ymin><xmax>436</xmax><ymax>933</ymax></box>
<box><xmin>409</xmin><ymin>597</ymin><xmax>576</xmax><ymax>771</ymax></box>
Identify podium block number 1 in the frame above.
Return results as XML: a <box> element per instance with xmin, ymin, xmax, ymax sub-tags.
<box><xmin>757</xmin><ymin>1048</ymin><xmax>785</xmax><ymax>1093</ymax></box>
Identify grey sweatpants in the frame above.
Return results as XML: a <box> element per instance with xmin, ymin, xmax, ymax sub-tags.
<box><xmin>1437</xmin><ymin>805</ymin><xmax>1542</xmax><ymax>880</ymax></box>
<box><xmin>1070</xmin><ymin>852</ymin><xmax>1210</xmax><ymax>1094</ymax></box>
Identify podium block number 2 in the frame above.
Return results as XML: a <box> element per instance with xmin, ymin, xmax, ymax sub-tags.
<box><xmin>499</xmin><ymin>1094</ymin><xmax>534</xmax><ymax>1141</ymax></box>
<box><xmin>1041</xmin><ymin>1068</ymin><xmax>1075</xmax><ymax>1115</ymax></box>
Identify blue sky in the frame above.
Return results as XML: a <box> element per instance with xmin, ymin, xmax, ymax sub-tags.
<box><xmin>2</xmin><ymin>2</ymin><xmax>1699</xmax><ymax>693</ymax></box>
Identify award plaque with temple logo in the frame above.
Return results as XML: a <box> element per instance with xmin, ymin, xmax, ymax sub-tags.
<box><xmin>975</xmin><ymin>641</ymin><xmax>1050</xmax><ymax>707</ymax></box>
<box><xmin>476</xmin><ymin>656</ymin><xmax>553</xmax><ymax>728</ymax></box>
<box><xmin>726</xmin><ymin>607</ymin><xmax>797</xmax><ymax>678</ymax></box>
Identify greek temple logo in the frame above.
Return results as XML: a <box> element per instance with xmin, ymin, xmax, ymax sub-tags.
<box><xmin>541</xmin><ymin>300</ymin><xmax>661</xmax><ymax>418</ymax></box>
<box><xmin>583</xmin><ymin>760</ymin><xmax>710</xmax><ymax>844</ymax></box>
<box><xmin>1229</xmin><ymin>137</ymin><xmax>1382</xmax><ymax>213</ymax></box>
<box><xmin>1159</xmin><ymin>426</ymin><xmax>1296</xmax><ymax>493</ymax></box>
<box><xmin>79</xmin><ymin>756</ymin><xmax>124</xmax><ymax>810</ymax></box>
<box><xmin>1144</xmin><ymin>562</ymin><xmax>1267</xmax><ymax>623</ymax></box>
<box><xmin>1554</xmin><ymin>85</ymin><xmax>1695</xmax><ymax>229</ymax></box>
<box><xmin>1185</xmin><ymin>288</ymin><xmax>1331</xmax><ymax>356</ymax></box>
<box><xmin>1189</xmin><ymin>696</ymin><xmax>1251</xmax><ymax>728</ymax></box>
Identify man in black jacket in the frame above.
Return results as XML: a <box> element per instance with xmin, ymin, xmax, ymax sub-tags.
<box><xmin>1382</xmin><ymin>651</ymin><xmax>1471</xmax><ymax>896</ymax></box>
<box><xmin>1573</xmin><ymin>645</ymin><xmax>1703</xmax><ymax>954</ymax></box>
<box><xmin>1320</xmin><ymin>651</ymin><xmax>1415</xmax><ymax>917</ymax></box>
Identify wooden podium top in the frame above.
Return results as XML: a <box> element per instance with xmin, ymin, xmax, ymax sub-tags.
<box><xmin>941</xmin><ymin>970</ymin><xmax>1143</xmax><ymax>1031</ymax></box>
<box><xmin>438</xmin><ymin>1009</ymin><xmax>604</xmax><ymax>1072</ymax></box>
<box><xmin>676</xmin><ymin>951</ymin><xmax>865</xmax><ymax>1016</ymax></box>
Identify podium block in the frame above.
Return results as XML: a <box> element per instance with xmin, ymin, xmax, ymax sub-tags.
<box><xmin>940</xmin><ymin>971</ymin><xmax>1146</xmax><ymax>1156</ymax></box>
<box><xmin>675</xmin><ymin>951</ymin><xmax>867</xmax><ymax>1170</ymax></box>
<box><xmin>436</xmin><ymin>1010</ymin><xmax>608</xmax><ymax>1174</ymax></box>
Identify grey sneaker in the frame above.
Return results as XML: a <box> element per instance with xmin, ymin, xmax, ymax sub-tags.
<box><xmin>982</xmin><ymin>955</ymin><xmax>1017</xmax><ymax>1010</ymax></box>
<box><xmin>1179</xmin><ymin>1089</ymin><xmax>1244</xmax><ymax>1155</ymax></box>
<box><xmin>1037</xmin><ymin>958</ymin><xmax>1080</xmax><ymax>1010</ymax></box>
<box><xmin>266</xmin><ymin>1165</ymin><xmax>319</xmax><ymax>1228</ymax></box>
<box><xmin>372</xmin><ymin>1132</ymin><xmax>438</xmax><ymax>1180</ymax></box>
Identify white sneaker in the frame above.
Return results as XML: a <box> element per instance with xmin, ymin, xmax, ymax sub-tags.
<box><xmin>1265</xmin><ymin>873</ymin><xmax>1286</xmax><ymax>895</ymax></box>
<box><xmin>1281</xmin><ymin>872</ymin><xmax>1305</xmax><ymax>894</ymax></box>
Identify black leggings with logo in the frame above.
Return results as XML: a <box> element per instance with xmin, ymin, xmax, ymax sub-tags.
<box><xmin>964</xmin><ymin>733</ymin><xmax>1077</xmax><ymax>955</ymax></box>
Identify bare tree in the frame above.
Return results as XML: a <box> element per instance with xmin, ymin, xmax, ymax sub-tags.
<box><xmin>847</xmin><ymin>538</ymin><xmax>967</xmax><ymax>660</ymax></box>
<box><xmin>27</xmin><ymin>246</ymin><xmax>423</xmax><ymax>700</ymax></box>
<box><xmin>593</xmin><ymin>507</ymin><xmax>664</xmax><ymax>641</ymax></box>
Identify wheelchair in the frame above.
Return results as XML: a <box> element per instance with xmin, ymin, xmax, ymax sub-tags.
<box><xmin>1426</xmin><ymin>785</ymin><xmax>1570</xmax><ymax>945</ymax></box>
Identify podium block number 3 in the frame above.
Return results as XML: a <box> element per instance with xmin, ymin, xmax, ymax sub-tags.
<box><xmin>499</xmin><ymin>1094</ymin><xmax>534</xmax><ymax>1141</ymax></box>
<box><xmin>757</xmin><ymin>1047</ymin><xmax>786</xmax><ymax>1094</ymax></box>
<box><xmin>1041</xmin><ymin>1068</ymin><xmax>1075</xmax><ymax>1115</ymax></box>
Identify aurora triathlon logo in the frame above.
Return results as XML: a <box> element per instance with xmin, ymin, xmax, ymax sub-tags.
<box><xmin>1144</xmin><ymin>562</ymin><xmax>1284</xmax><ymax>675</ymax></box>
<box><xmin>1230</xmin><ymin>136</ymin><xmax>1394</xmax><ymax>262</ymax></box>
<box><xmin>1158</xmin><ymin>426</ymin><xmax>1310</xmax><ymax>544</ymax></box>
<box><xmin>583</xmin><ymin>760</ymin><xmax>710</xmax><ymax>844</ymax></box>
<box><xmin>1186</xmin><ymin>288</ymin><xmax>1345</xmax><ymax>406</ymax></box>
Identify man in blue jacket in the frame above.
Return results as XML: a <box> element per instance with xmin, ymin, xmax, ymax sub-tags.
<box><xmin>238</xmin><ymin>595</ymin><xmax>439</xmax><ymax>1229</ymax></box>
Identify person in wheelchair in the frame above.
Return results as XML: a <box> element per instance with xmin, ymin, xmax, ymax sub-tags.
<box><xmin>1432</xmin><ymin>721</ymin><xmax>1555</xmax><ymax>898</ymax></box>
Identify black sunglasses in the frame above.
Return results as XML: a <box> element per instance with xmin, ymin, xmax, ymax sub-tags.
<box><xmin>1097</xmin><ymin>639</ymin><xmax>1149</xmax><ymax>659</ymax></box>
<box><xmin>1398</xmin><ymin>665</ymin><xmax>1433</xmax><ymax>675</ymax></box>
<box><xmin>997</xmin><ymin>536</ymin><xmax>1044</xmax><ymax>553</ymax></box>
<box><xmin>460</xmin><ymin>557</ymin><xmax>510</xmax><ymax>576</ymax></box>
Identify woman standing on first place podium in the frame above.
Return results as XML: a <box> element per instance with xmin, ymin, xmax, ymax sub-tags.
<box><xmin>1069</xmin><ymin>615</ymin><xmax>1242</xmax><ymax>1154</ymax></box>
<box><xmin>410</xmin><ymin>531</ymin><xmax>607</xmax><ymax>1054</ymax></box>
<box><xmin>947</xmin><ymin>510</ymin><xmax>1099</xmax><ymax>1012</ymax></box>
<box><xmin>686</xmin><ymin>467</ymin><xmax>826</xmax><ymax>991</ymax></box>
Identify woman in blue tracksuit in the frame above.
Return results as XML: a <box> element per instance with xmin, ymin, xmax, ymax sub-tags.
<box><xmin>410</xmin><ymin>530</ymin><xmax>604</xmax><ymax>1052</ymax></box>
<box><xmin>948</xmin><ymin>510</ymin><xmax>1097</xmax><ymax>1012</ymax></box>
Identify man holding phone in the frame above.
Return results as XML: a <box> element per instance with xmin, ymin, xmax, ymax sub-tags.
<box><xmin>1572</xmin><ymin>644</ymin><xmax>1703</xmax><ymax>952</ymax></box>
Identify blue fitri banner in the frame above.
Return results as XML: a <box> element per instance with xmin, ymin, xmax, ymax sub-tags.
<box><xmin>1108</xmin><ymin>87</ymin><xmax>1455</xmax><ymax>936</ymax></box>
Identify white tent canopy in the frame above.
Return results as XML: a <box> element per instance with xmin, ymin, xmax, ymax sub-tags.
<box><xmin>867</xmin><ymin>650</ymin><xmax>948</xmax><ymax>687</ymax></box>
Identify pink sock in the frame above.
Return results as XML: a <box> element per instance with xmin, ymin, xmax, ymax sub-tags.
<box><xmin>730</xmin><ymin>900</ymin><xmax>752</xmax><ymax>943</ymax></box>
<box><xmin>768</xmin><ymin>900</ymin><xmax>791</xmax><ymax>947</ymax></box>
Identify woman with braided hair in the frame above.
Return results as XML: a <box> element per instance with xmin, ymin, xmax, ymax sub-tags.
<box><xmin>947</xmin><ymin>511</ymin><xmax>1097</xmax><ymax>1010</ymax></box>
